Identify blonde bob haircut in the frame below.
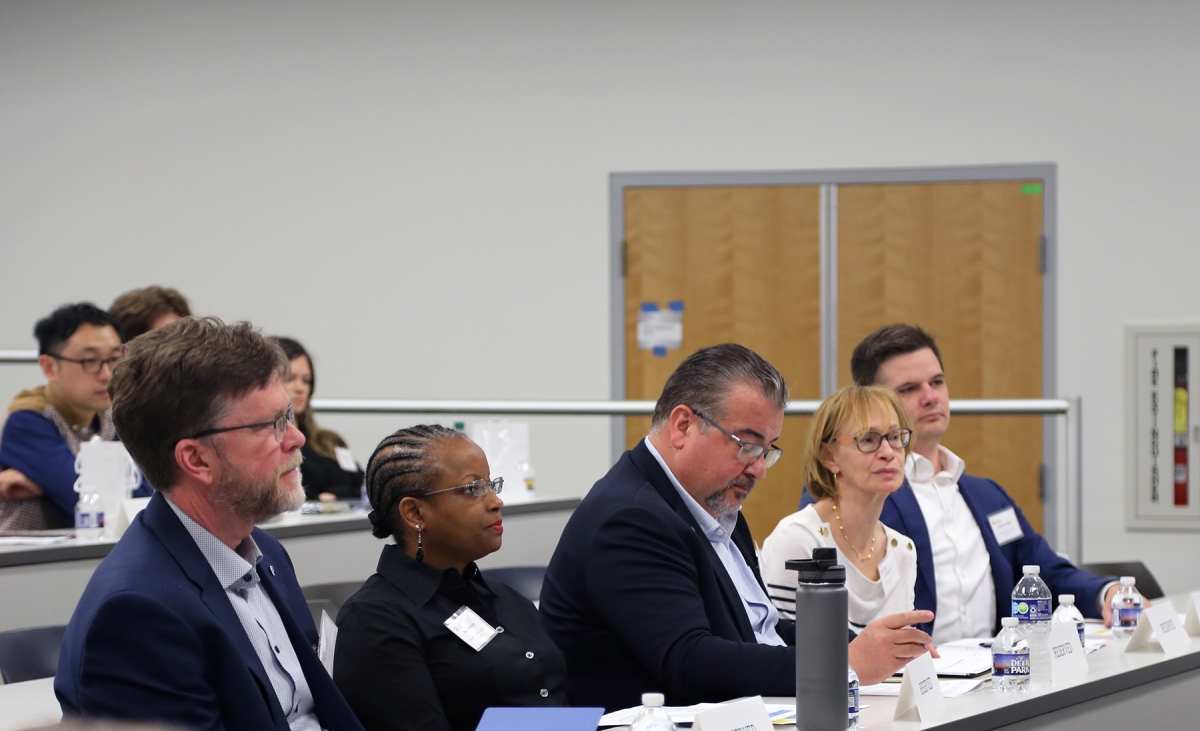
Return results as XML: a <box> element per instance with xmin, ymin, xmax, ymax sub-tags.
<box><xmin>804</xmin><ymin>385</ymin><xmax>911</xmax><ymax>501</ymax></box>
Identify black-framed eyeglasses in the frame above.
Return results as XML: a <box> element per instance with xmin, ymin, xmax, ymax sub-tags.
<box><xmin>48</xmin><ymin>348</ymin><xmax>127</xmax><ymax>375</ymax></box>
<box><xmin>189</xmin><ymin>403</ymin><xmax>296</xmax><ymax>443</ymax></box>
<box><xmin>830</xmin><ymin>428</ymin><xmax>912</xmax><ymax>454</ymax></box>
<box><xmin>691</xmin><ymin>408</ymin><xmax>783</xmax><ymax>468</ymax></box>
<box><xmin>420</xmin><ymin>477</ymin><xmax>504</xmax><ymax>499</ymax></box>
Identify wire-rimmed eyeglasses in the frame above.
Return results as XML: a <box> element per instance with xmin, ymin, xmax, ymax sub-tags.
<box><xmin>691</xmin><ymin>408</ymin><xmax>783</xmax><ymax>468</ymax></box>
<box><xmin>420</xmin><ymin>477</ymin><xmax>504</xmax><ymax>499</ymax></box>
<box><xmin>189</xmin><ymin>403</ymin><xmax>296</xmax><ymax>443</ymax></box>
<box><xmin>829</xmin><ymin>428</ymin><xmax>912</xmax><ymax>454</ymax></box>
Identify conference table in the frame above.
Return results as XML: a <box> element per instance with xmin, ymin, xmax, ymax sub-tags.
<box><xmin>4</xmin><ymin>597</ymin><xmax>1200</xmax><ymax>731</ymax></box>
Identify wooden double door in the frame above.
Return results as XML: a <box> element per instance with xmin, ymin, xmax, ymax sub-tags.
<box><xmin>620</xmin><ymin>175</ymin><xmax>1047</xmax><ymax>541</ymax></box>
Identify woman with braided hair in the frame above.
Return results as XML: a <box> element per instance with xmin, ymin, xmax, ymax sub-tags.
<box><xmin>332</xmin><ymin>424</ymin><xmax>568</xmax><ymax>731</ymax></box>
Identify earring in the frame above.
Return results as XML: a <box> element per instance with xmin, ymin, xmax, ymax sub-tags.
<box><xmin>414</xmin><ymin>524</ymin><xmax>424</xmax><ymax>562</ymax></box>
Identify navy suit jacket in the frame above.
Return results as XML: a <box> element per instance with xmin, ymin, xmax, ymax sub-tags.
<box><xmin>801</xmin><ymin>473</ymin><xmax>1112</xmax><ymax>637</ymax></box>
<box><xmin>55</xmin><ymin>492</ymin><xmax>364</xmax><ymax>731</ymax></box>
<box><xmin>540</xmin><ymin>441</ymin><xmax>797</xmax><ymax>712</ymax></box>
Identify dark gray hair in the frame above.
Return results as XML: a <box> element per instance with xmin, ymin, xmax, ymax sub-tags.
<box><xmin>651</xmin><ymin>343</ymin><xmax>789</xmax><ymax>430</ymax></box>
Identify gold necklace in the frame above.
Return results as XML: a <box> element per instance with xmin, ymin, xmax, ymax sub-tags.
<box><xmin>830</xmin><ymin>501</ymin><xmax>875</xmax><ymax>562</ymax></box>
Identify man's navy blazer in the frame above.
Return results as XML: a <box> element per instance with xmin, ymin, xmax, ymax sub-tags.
<box><xmin>540</xmin><ymin>440</ymin><xmax>796</xmax><ymax>712</ymax></box>
<box><xmin>55</xmin><ymin>492</ymin><xmax>364</xmax><ymax>731</ymax></box>
<box><xmin>801</xmin><ymin>474</ymin><xmax>1111</xmax><ymax>636</ymax></box>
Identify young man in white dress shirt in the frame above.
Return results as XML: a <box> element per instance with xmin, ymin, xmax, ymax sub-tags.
<box><xmin>851</xmin><ymin>324</ymin><xmax>1119</xmax><ymax>644</ymax></box>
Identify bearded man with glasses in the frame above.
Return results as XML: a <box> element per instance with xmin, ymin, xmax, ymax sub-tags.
<box><xmin>541</xmin><ymin>343</ymin><xmax>934</xmax><ymax>712</ymax></box>
<box><xmin>55</xmin><ymin>317</ymin><xmax>364</xmax><ymax>731</ymax></box>
<box><xmin>0</xmin><ymin>302</ymin><xmax>152</xmax><ymax>530</ymax></box>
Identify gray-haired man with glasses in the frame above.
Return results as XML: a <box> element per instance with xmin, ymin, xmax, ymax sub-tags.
<box><xmin>541</xmin><ymin>343</ymin><xmax>934</xmax><ymax>712</ymax></box>
<box><xmin>0</xmin><ymin>302</ymin><xmax>152</xmax><ymax>530</ymax></box>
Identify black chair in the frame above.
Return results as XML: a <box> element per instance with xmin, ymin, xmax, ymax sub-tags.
<box><xmin>1079</xmin><ymin>561</ymin><xmax>1165</xmax><ymax>600</ymax></box>
<box><xmin>0</xmin><ymin>624</ymin><xmax>68</xmax><ymax>683</ymax></box>
<box><xmin>301</xmin><ymin>580</ymin><xmax>366</xmax><ymax>618</ymax></box>
<box><xmin>482</xmin><ymin>566</ymin><xmax>546</xmax><ymax>604</ymax></box>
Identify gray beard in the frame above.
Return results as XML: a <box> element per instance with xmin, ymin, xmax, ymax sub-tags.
<box><xmin>705</xmin><ymin>477</ymin><xmax>755</xmax><ymax>516</ymax></box>
<box><xmin>212</xmin><ymin>456</ymin><xmax>305</xmax><ymax>524</ymax></box>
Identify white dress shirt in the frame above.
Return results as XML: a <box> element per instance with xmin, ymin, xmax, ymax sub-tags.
<box><xmin>761</xmin><ymin>505</ymin><xmax>917</xmax><ymax>631</ymax></box>
<box><xmin>906</xmin><ymin>447</ymin><xmax>996</xmax><ymax>644</ymax></box>
<box><xmin>167</xmin><ymin>497</ymin><xmax>323</xmax><ymax>731</ymax></box>
<box><xmin>644</xmin><ymin>438</ymin><xmax>786</xmax><ymax>646</ymax></box>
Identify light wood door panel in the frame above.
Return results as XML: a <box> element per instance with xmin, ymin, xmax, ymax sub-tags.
<box><xmin>836</xmin><ymin>181</ymin><xmax>1045</xmax><ymax>531</ymax></box>
<box><xmin>623</xmin><ymin>185</ymin><xmax>822</xmax><ymax>539</ymax></box>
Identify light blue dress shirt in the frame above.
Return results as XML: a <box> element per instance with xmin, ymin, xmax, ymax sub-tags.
<box><xmin>644</xmin><ymin>438</ymin><xmax>786</xmax><ymax>646</ymax></box>
<box><xmin>166</xmin><ymin>497</ymin><xmax>323</xmax><ymax>731</ymax></box>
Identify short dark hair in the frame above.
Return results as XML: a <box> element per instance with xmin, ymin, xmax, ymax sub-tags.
<box><xmin>109</xmin><ymin>286</ymin><xmax>191</xmax><ymax>342</ymax></box>
<box><xmin>109</xmin><ymin>317</ymin><xmax>288</xmax><ymax>491</ymax></box>
<box><xmin>364</xmin><ymin>424</ymin><xmax>468</xmax><ymax>542</ymax></box>
<box><xmin>651</xmin><ymin>343</ymin><xmax>789</xmax><ymax>429</ymax></box>
<box><xmin>34</xmin><ymin>303</ymin><xmax>121</xmax><ymax>355</ymax></box>
<box><xmin>850</xmin><ymin>324</ymin><xmax>944</xmax><ymax>386</ymax></box>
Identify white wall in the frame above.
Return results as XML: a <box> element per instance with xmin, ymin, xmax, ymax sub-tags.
<box><xmin>2</xmin><ymin>2</ymin><xmax>1199</xmax><ymax>591</ymax></box>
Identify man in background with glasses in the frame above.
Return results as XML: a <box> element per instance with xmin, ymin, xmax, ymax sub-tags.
<box><xmin>541</xmin><ymin>343</ymin><xmax>934</xmax><ymax>712</ymax></box>
<box><xmin>0</xmin><ymin>302</ymin><xmax>152</xmax><ymax>530</ymax></box>
<box><xmin>56</xmin><ymin>317</ymin><xmax>363</xmax><ymax>731</ymax></box>
<box><xmin>840</xmin><ymin>324</ymin><xmax>1117</xmax><ymax>643</ymax></box>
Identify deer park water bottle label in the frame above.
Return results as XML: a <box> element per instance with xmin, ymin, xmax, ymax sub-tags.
<box><xmin>1012</xmin><ymin>598</ymin><xmax>1052</xmax><ymax>622</ymax></box>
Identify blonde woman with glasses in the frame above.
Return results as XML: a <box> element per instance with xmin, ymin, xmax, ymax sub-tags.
<box><xmin>761</xmin><ymin>386</ymin><xmax>920</xmax><ymax>635</ymax></box>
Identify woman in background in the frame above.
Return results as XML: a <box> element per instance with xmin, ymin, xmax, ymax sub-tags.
<box><xmin>273</xmin><ymin>337</ymin><xmax>364</xmax><ymax>501</ymax></box>
<box><xmin>334</xmin><ymin>425</ymin><xmax>567</xmax><ymax>731</ymax></box>
<box><xmin>761</xmin><ymin>385</ymin><xmax>918</xmax><ymax>634</ymax></box>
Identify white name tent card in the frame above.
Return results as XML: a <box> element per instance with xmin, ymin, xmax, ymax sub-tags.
<box><xmin>1183</xmin><ymin>591</ymin><xmax>1200</xmax><ymax>636</ymax></box>
<box><xmin>1047</xmin><ymin>620</ymin><xmax>1089</xmax><ymax>683</ymax></box>
<box><xmin>1125</xmin><ymin>601</ymin><xmax>1191</xmax><ymax>655</ymax></box>
<box><xmin>894</xmin><ymin>652</ymin><xmax>944</xmax><ymax>723</ymax></box>
<box><xmin>318</xmin><ymin>610</ymin><xmax>338</xmax><ymax>676</ymax></box>
<box><xmin>692</xmin><ymin>696</ymin><xmax>773</xmax><ymax>731</ymax></box>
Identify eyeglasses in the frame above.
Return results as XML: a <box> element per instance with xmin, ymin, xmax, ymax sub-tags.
<box><xmin>420</xmin><ymin>477</ymin><xmax>504</xmax><ymax>499</ymax></box>
<box><xmin>48</xmin><ymin>348</ymin><xmax>126</xmax><ymax>375</ymax></box>
<box><xmin>691</xmin><ymin>408</ymin><xmax>783</xmax><ymax>468</ymax></box>
<box><xmin>830</xmin><ymin>428</ymin><xmax>912</xmax><ymax>454</ymax></box>
<box><xmin>190</xmin><ymin>403</ymin><xmax>296</xmax><ymax>443</ymax></box>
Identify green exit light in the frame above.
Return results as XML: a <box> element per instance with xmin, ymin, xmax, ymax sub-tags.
<box><xmin>1022</xmin><ymin>183</ymin><xmax>1043</xmax><ymax>195</ymax></box>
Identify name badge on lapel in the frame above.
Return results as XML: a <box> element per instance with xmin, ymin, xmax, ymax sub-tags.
<box><xmin>878</xmin><ymin>551</ymin><xmax>900</xmax><ymax>597</ymax></box>
<box><xmin>987</xmin><ymin>507</ymin><xmax>1024</xmax><ymax>546</ymax></box>
<box><xmin>444</xmin><ymin>605</ymin><xmax>499</xmax><ymax>651</ymax></box>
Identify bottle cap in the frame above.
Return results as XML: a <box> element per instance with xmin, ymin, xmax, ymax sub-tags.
<box><xmin>1022</xmin><ymin>565</ymin><xmax>1041</xmax><ymax>574</ymax></box>
<box><xmin>1120</xmin><ymin>576</ymin><xmax>1136</xmax><ymax>585</ymax></box>
<box><xmin>1002</xmin><ymin>617</ymin><xmax>1019</xmax><ymax>627</ymax></box>
<box><xmin>786</xmin><ymin>547</ymin><xmax>847</xmax><ymax>584</ymax></box>
<box><xmin>641</xmin><ymin>692</ymin><xmax>665</xmax><ymax>707</ymax></box>
<box><xmin>1058</xmin><ymin>594</ymin><xmax>1075</xmax><ymax>604</ymax></box>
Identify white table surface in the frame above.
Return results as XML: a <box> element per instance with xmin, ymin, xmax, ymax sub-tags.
<box><xmin>0</xmin><ymin>677</ymin><xmax>59</xmax><ymax>731</ymax></box>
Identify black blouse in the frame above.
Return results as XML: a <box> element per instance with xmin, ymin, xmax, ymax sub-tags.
<box><xmin>333</xmin><ymin>545</ymin><xmax>568</xmax><ymax>731</ymax></box>
<box><xmin>300</xmin><ymin>441</ymin><xmax>364</xmax><ymax>501</ymax></box>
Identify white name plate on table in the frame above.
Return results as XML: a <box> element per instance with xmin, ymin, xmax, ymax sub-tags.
<box><xmin>894</xmin><ymin>652</ymin><xmax>944</xmax><ymax>723</ymax></box>
<box><xmin>1126</xmin><ymin>601</ymin><xmax>1191</xmax><ymax>655</ymax></box>
<box><xmin>693</xmin><ymin>696</ymin><xmax>773</xmax><ymax>731</ymax></box>
<box><xmin>1184</xmin><ymin>592</ymin><xmax>1200</xmax><ymax>636</ymax></box>
<box><xmin>1048</xmin><ymin>621</ymin><xmax>1089</xmax><ymax>683</ymax></box>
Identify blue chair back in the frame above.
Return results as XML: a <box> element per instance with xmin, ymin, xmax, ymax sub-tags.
<box><xmin>0</xmin><ymin>624</ymin><xmax>67</xmax><ymax>683</ymax></box>
<box><xmin>482</xmin><ymin>566</ymin><xmax>546</xmax><ymax>604</ymax></box>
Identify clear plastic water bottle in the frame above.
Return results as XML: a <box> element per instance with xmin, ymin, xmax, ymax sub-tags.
<box><xmin>630</xmin><ymin>693</ymin><xmax>676</xmax><ymax>731</ymax></box>
<box><xmin>1052</xmin><ymin>594</ymin><xmax>1086</xmax><ymax>646</ymax></box>
<box><xmin>75</xmin><ymin>490</ymin><xmax>105</xmax><ymax>541</ymax></box>
<box><xmin>1111</xmin><ymin>576</ymin><xmax>1144</xmax><ymax>638</ymax></box>
<box><xmin>992</xmin><ymin>617</ymin><xmax>1030</xmax><ymax>692</ymax></box>
<box><xmin>847</xmin><ymin>667</ymin><xmax>859</xmax><ymax>730</ymax></box>
<box><xmin>1011</xmin><ymin>565</ymin><xmax>1052</xmax><ymax>689</ymax></box>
